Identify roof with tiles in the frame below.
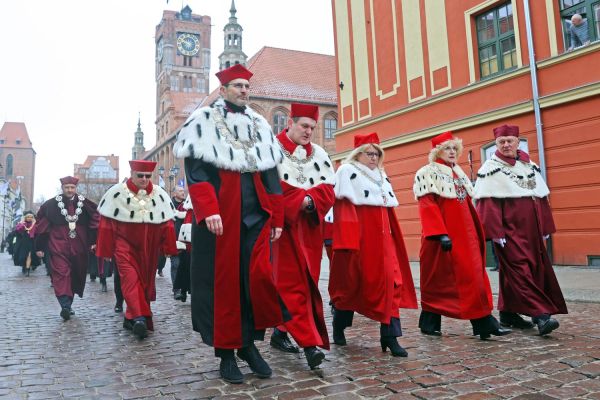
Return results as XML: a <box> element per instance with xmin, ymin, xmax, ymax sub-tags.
<box><xmin>201</xmin><ymin>46</ymin><xmax>337</xmax><ymax>107</ymax></box>
<box><xmin>0</xmin><ymin>122</ymin><xmax>35</xmax><ymax>149</ymax></box>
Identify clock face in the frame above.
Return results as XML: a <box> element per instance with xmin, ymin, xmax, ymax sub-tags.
<box><xmin>157</xmin><ymin>38</ymin><xmax>164</xmax><ymax>61</ymax></box>
<box><xmin>177</xmin><ymin>33</ymin><xmax>200</xmax><ymax>56</ymax></box>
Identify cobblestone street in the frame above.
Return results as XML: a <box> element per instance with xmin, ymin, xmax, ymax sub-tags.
<box><xmin>1</xmin><ymin>252</ymin><xmax>599</xmax><ymax>399</ymax></box>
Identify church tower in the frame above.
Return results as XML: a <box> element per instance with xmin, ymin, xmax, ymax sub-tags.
<box><xmin>218</xmin><ymin>0</ymin><xmax>247</xmax><ymax>70</ymax></box>
<box><xmin>132</xmin><ymin>115</ymin><xmax>145</xmax><ymax>160</ymax></box>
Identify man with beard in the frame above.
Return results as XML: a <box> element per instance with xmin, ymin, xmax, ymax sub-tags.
<box><xmin>174</xmin><ymin>64</ymin><xmax>286</xmax><ymax>384</ymax></box>
<box><xmin>35</xmin><ymin>176</ymin><xmax>99</xmax><ymax>320</ymax></box>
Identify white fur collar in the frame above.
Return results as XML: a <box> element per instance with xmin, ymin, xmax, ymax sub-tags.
<box><xmin>474</xmin><ymin>154</ymin><xmax>550</xmax><ymax>199</ymax></box>
<box><xmin>98</xmin><ymin>183</ymin><xmax>175</xmax><ymax>224</ymax></box>
<box><xmin>173</xmin><ymin>98</ymin><xmax>283</xmax><ymax>172</ymax></box>
<box><xmin>414</xmin><ymin>162</ymin><xmax>474</xmax><ymax>200</ymax></box>
<box><xmin>334</xmin><ymin>162</ymin><xmax>399</xmax><ymax>207</ymax></box>
<box><xmin>277</xmin><ymin>141</ymin><xmax>335</xmax><ymax>189</ymax></box>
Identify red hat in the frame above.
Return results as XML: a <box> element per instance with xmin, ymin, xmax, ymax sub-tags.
<box><xmin>431</xmin><ymin>131</ymin><xmax>455</xmax><ymax>148</ymax></box>
<box><xmin>60</xmin><ymin>176</ymin><xmax>79</xmax><ymax>185</ymax></box>
<box><xmin>493</xmin><ymin>124</ymin><xmax>519</xmax><ymax>138</ymax></box>
<box><xmin>129</xmin><ymin>160</ymin><xmax>157</xmax><ymax>172</ymax></box>
<box><xmin>354</xmin><ymin>132</ymin><xmax>380</xmax><ymax>148</ymax></box>
<box><xmin>290</xmin><ymin>103</ymin><xmax>319</xmax><ymax>121</ymax></box>
<box><xmin>215</xmin><ymin>64</ymin><xmax>253</xmax><ymax>85</ymax></box>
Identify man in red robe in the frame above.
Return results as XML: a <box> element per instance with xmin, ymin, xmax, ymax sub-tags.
<box><xmin>173</xmin><ymin>64</ymin><xmax>286</xmax><ymax>384</ymax></box>
<box><xmin>270</xmin><ymin>103</ymin><xmax>335</xmax><ymax>369</ymax></box>
<box><xmin>96</xmin><ymin>160</ymin><xmax>178</xmax><ymax>339</ymax></box>
<box><xmin>35</xmin><ymin>176</ymin><xmax>99</xmax><ymax>321</ymax></box>
<box><xmin>474</xmin><ymin>125</ymin><xmax>567</xmax><ymax>335</ymax></box>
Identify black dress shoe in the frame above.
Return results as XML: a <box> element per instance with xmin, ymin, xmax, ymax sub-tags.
<box><xmin>332</xmin><ymin>327</ymin><xmax>347</xmax><ymax>346</ymax></box>
<box><xmin>132</xmin><ymin>320</ymin><xmax>148</xmax><ymax>339</ymax></box>
<box><xmin>123</xmin><ymin>318</ymin><xmax>134</xmax><ymax>331</ymax></box>
<box><xmin>60</xmin><ymin>308</ymin><xmax>71</xmax><ymax>321</ymax></box>
<box><xmin>420</xmin><ymin>329</ymin><xmax>442</xmax><ymax>336</ymax></box>
<box><xmin>180</xmin><ymin>292</ymin><xmax>187</xmax><ymax>302</ymax></box>
<box><xmin>69</xmin><ymin>309</ymin><xmax>75</xmax><ymax>315</ymax></box>
<box><xmin>479</xmin><ymin>327</ymin><xmax>512</xmax><ymax>340</ymax></box>
<box><xmin>537</xmin><ymin>318</ymin><xmax>559</xmax><ymax>335</ymax></box>
<box><xmin>304</xmin><ymin>347</ymin><xmax>325</xmax><ymax>369</ymax></box>
<box><xmin>380</xmin><ymin>337</ymin><xmax>408</xmax><ymax>357</ymax></box>
<box><xmin>114</xmin><ymin>303</ymin><xmax>123</xmax><ymax>313</ymax></box>
<box><xmin>101</xmin><ymin>282</ymin><xmax>107</xmax><ymax>292</ymax></box>
<box><xmin>270</xmin><ymin>329</ymin><xmax>299</xmax><ymax>353</ymax></box>
<box><xmin>174</xmin><ymin>289</ymin><xmax>182</xmax><ymax>300</ymax></box>
<box><xmin>500</xmin><ymin>312</ymin><xmax>535</xmax><ymax>329</ymax></box>
<box><xmin>237</xmin><ymin>345</ymin><xmax>272</xmax><ymax>378</ymax></box>
<box><xmin>219</xmin><ymin>356</ymin><xmax>244</xmax><ymax>384</ymax></box>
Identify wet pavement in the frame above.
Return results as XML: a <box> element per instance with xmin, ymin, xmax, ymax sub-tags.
<box><xmin>1</xmin><ymin>252</ymin><xmax>599</xmax><ymax>399</ymax></box>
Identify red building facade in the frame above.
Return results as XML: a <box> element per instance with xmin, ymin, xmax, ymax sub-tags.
<box><xmin>331</xmin><ymin>0</ymin><xmax>600</xmax><ymax>266</ymax></box>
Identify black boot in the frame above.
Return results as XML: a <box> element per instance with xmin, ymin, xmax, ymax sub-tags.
<box><xmin>534</xmin><ymin>314</ymin><xmax>559</xmax><ymax>335</ymax></box>
<box><xmin>180</xmin><ymin>291</ymin><xmax>187</xmax><ymax>302</ymax></box>
<box><xmin>270</xmin><ymin>328</ymin><xmax>299</xmax><ymax>353</ymax></box>
<box><xmin>100</xmin><ymin>277</ymin><xmax>107</xmax><ymax>293</ymax></box>
<box><xmin>132</xmin><ymin>318</ymin><xmax>148</xmax><ymax>339</ymax></box>
<box><xmin>499</xmin><ymin>311</ymin><xmax>534</xmax><ymax>329</ymax></box>
<box><xmin>380</xmin><ymin>337</ymin><xmax>408</xmax><ymax>357</ymax></box>
<box><xmin>237</xmin><ymin>344</ymin><xmax>272</xmax><ymax>378</ymax></box>
<box><xmin>219</xmin><ymin>354</ymin><xmax>243</xmax><ymax>384</ymax></box>
<box><xmin>473</xmin><ymin>315</ymin><xmax>512</xmax><ymax>340</ymax></box>
<box><xmin>60</xmin><ymin>308</ymin><xmax>71</xmax><ymax>321</ymax></box>
<box><xmin>174</xmin><ymin>289</ymin><xmax>182</xmax><ymax>300</ymax></box>
<box><xmin>114</xmin><ymin>302</ymin><xmax>123</xmax><ymax>313</ymax></box>
<box><xmin>304</xmin><ymin>346</ymin><xmax>325</xmax><ymax>369</ymax></box>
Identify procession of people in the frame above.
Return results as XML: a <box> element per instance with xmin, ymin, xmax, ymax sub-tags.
<box><xmin>7</xmin><ymin>64</ymin><xmax>567</xmax><ymax>385</ymax></box>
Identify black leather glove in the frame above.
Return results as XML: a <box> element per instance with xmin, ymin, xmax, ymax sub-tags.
<box><xmin>439</xmin><ymin>235</ymin><xmax>452</xmax><ymax>252</ymax></box>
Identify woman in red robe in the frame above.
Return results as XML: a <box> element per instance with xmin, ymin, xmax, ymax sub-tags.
<box><xmin>329</xmin><ymin>132</ymin><xmax>417</xmax><ymax>357</ymax></box>
<box><xmin>414</xmin><ymin>131</ymin><xmax>511</xmax><ymax>340</ymax></box>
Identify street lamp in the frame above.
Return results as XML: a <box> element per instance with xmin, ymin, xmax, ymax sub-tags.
<box><xmin>157</xmin><ymin>165</ymin><xmax>180</xmax><ymax>194</ymax></box>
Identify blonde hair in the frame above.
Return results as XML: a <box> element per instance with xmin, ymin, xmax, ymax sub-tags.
<box><xmin>343</xmin><ymin>143</ymin><xmax>385</xmax><ymax>168</ymax></box>
<box><xmin>428</xmin><ymin>138</ymin><xmax>463</xmax><ymax>164</ymax></box>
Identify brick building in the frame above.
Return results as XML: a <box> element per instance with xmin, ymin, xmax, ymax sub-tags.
<box><xmin>0</xmin><ymin>122</ymin><xmax>35</xmax><ymax>241</ymax></box>
<box><xmin>331</xmin><ymin>0</ymin><xmax>600</xmax><ymax>266</ymax></box>
<box><xmin>74</xmin><ymin>155</ymin><xmax>119</xmax><ymax>203</ymax></box>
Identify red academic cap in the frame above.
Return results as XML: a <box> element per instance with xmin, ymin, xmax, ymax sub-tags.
<box><xmin>60</xmin><ymin>176</ymin><xmax>79</xmax><ymax>185</ymax></box>
<box><xmin>431</xmin><ymin>131</ymin><xmax>455</xmax><ymax>148</ymax></box>
<box><xmin>290</xmin><ymin>103</ymin><xmax>319</xmax><ymax>121</ymax></box>
<box><xmin>354</xmin><ymin>132</ymin><xmax>380</xmax><ymax>148</ymax></box>
<box><xmin>493</xmin><ymin>124</ymin><xmax>519</xmax><ymax>138</ymax></box>
<box><xmin>215</xmin><ymin>64</ymin><xmax>253</xmax><ymax>85</ymax></box>
<box><xmin>129</xmin><ymin>160</ymin><xmax>157</xmax><ymax>172</ymax></box>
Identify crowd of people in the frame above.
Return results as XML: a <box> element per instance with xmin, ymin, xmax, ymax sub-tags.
<box><xmin>4</xmin><ymin>64</ymin><xmax>567</xmax><ymax>384</ymax></box>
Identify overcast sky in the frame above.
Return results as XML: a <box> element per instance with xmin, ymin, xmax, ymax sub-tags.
<box><xmin>0</xmin><ymin>0</ymin><xmax>335</xmax><ymax>201</ymax></box>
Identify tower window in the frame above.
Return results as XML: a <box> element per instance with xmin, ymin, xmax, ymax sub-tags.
<box><xmin>6</xmin><ymin>154</ymin><xmax>13</xmax><ymax>176</ymax></box>
<box><xmin>272</xmin><ymin>112</ymin><xmax>287</xmax><ymax>134</ymax></box>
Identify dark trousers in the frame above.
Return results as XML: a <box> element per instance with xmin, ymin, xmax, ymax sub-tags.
<box><xmin>114</xmin><ymin>262</ymin><xmax>124</xmax><ymax>306</ymax></box>
<box><xmin>332</xmin><ymin>305</ymin><xmax>402</xmax><ymax>338</ymax></box>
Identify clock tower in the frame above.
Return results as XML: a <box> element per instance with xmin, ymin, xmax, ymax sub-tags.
<box><xmin>154</xmin><ymin>5</ymin><xmax>211</xmax><ymax>149</ymax></box>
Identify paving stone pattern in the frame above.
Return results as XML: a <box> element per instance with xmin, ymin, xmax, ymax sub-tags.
<box><xmin>1</xmin><ymin>253</ymin><xmax>599</xmax><ymax>399</ymax></box>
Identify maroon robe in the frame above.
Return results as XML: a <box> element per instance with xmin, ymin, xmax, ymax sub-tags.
<box><xmin>329</xmin><ymin>199</ymin><xmax>418</xmax><ymax>323</ymax></box>
<box><xmin>35</xmin><ymin>195</ymin><xmax>99</xmax><ymax>299</ymax></box>
<box><xmin>476</xmin><ymin>196</ymin><xmax>567</xmax><ymax>317</ymax></box>
<box><xmin>96</xmin><ymin>180</ymin><xmax>178</xmax><ymax>330</ymax></box>
<box><xmin>272</xmin><ymin>131</ymin><xmax>335</xmax><ymax>349</ymax></box>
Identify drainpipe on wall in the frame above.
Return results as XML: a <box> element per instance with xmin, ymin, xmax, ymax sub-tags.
<box><xmin>523</xmin><ymin>0</ymin><xmax>547</xmax><ymax>180</ymax></box>
<box><xmin>523</xmin><ymin>0</ymin><xmax>553</xmax><ymax>261</ymax></box>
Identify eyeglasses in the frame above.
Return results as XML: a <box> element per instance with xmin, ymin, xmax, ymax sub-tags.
<box><xmin>362</xmin><ymin>151</ymin><xmax>380</xmax><ymax>159</ymax></box>
<box><xmin>136</xmin><ymin>173</ymin><xmax>152</xmax><ymax>179</ymax></box>
<box><xmin>227</xmin><ymin>83</ymin><xmax>250</xmax><ymax>90</ymax></box>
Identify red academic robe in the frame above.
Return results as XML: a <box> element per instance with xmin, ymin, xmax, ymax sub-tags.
<box><xmin>329</xmin><ymin>199</ymin><xmax>418</xmax><ymax>323</ymax></box>
<box><xmin>35</xmin><ymin>196</ymin><xmax>99</xmax><ymax>298</ymax></box>
<box><xmin>96</xmin><ymin>181</ymin><xmax>178</xmax><ymax>330</ymax></box>
<box><xmin>272</xmin><ymin>132</ymin><xmax>335</xmax><ymax>349</ymax></box>
<box><xmin>476</xmin><ymin>196</ymin><xmax>567</xmax><ymax>317</ymax></box>
<box><xmin>418</xmin><ymin>192</ymin><xmax>493</xmax><ymax>319</ymax></box>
